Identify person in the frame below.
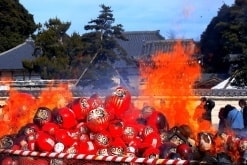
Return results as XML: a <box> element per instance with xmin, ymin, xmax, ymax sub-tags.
<box><xmin>193</xmin><ymin>97</ymin><xmax>207</xmax><ymax>123</ymax></box>
<box><xmin>226</xmin><ymin>104</ymin><xmax>244</xmax><ymax>131</ymax></box>
<box><xmin>193</xmin><ymin>97</ymin><xmax>215</xmax><ymax>123</ymax></box>
<box><xmin>239</xmin><ymin>99</ymin><xmax>247</xmax><ymax>128</ymax></box>
<box><xmin>218</xmin><ymin>107</ymin><xmax>228</xmax><ymax>132</ymax></box>
<box><xmin>203</xmin><ymin>98</ymin><xmax>215</xmax><ymax>123</ymax></box>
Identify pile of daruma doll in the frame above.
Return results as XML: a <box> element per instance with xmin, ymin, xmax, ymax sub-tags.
<box><xmin>0</xmin><ymin>87</ymin><xmax>190</xmax><ymax>165</ymax></box>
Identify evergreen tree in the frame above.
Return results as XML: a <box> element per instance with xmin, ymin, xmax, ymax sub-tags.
<box><xmin>75</xmin><ymin>4</ymin><xmax>129</xmax><ymax>88</ymax></box>
<box><xmin>23</xmin><ymin>18</ymin><xmax>72</xmax><ymax>79</ymax></box>
<box><xmin>200</xmin><ymin>0</ymin><xmax>247</xmax><ymax>87</ymax></box>
<box><xmin>0</xmin><ymin>0</ymin><xmax>36</xmax><ymax>52</ymax></box>
<box><xmin>200</xmin><ymin>4</ymin><xmax>231</xmax><ymax>73</ymax></box>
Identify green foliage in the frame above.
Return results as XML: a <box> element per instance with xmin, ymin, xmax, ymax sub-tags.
<box><xmin>200</xmin><ymin>0</ymin><xmax>247</xmax><ymax>87</ymax></box>
<box><xmin>74</xmin><ymin>4</ymin><xmax>129</xmax><ymax>88</ymax></box>
<box><xmin>83</xmin><ymin>4</ymin><xmax>128</xmax><ymax>63</ymax></box>
<box><xmin>32</xmin><ymin>56</ymin><xmax>70</xmax><ymax>79</ymax></box>
<box><xmin>2</xmin><ymin>2</ymin><xmax>131</xmax><ymax>89</ymax></box>
<box><xmin>26</xmin><ymin>18</ymin><xmax>72</xmax><ymax>79</ymax></box>
<box><xmin>200</xmin><ymin>4</ymin><xmax>231</xmax><ymax>73</ymax></box>
<box><xmin>232</xmin><ymin>66</ymin><xmax>247</xmax><ymax>87</ymax></box>
<box><xmin>22</xmin><ymin>60</ymin><xmax>34</xmax><ymax>71</ymax></box>
<box><xmin>0</xmin><ymin>0</ymin><xmax>36</xmax><ymax>52</ymax></box>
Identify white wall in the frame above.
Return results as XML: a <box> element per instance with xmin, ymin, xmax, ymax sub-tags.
<box><xmin>131</xmin><ymin>96</ymin><xmax>246</xmax><ymax>129</ymax></box>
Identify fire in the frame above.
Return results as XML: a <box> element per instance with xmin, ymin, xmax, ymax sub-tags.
<box><xmin>37</xmin><ymin>83</ymin><xmax>73</xmax><ymax>109</ymax></box>
<box><xmin>0</xmin><ymin>90</ymin><xmax>36</xmax><ymax>135</ymax></box>
<box><xmin>0</xmin><ymin>84</ymin><xmax>73</xmax><ymax>137</ymax></box>
<box><xmin>0</xmin><ymin>41</ymin><xmax>216</xmax><ymax>140</ymax></box>
<box><xmin>138</xmin><ymin>41</ymin><xmax>215</xmax><ymax>134</ymax></box>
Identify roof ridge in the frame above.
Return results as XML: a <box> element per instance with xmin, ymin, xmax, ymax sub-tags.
<box><xmin>144</xmin><ymin>39</ymin><xmax>194</xmax><ymax>43</ymax></box>
<box><xmin>123</xmin><ymin>30</ymin><xmax>160</xmax><ymax>34</ymax></box>
<box><xmin>0</xmin><ymin>42</ymin><xmax>27</xmax><ymax>56</ymax></box>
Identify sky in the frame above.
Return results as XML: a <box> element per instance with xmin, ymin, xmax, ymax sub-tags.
<box><xmin>19</xmin><ymin>0</ymin><xmax>235</xmax><ymax>41</ymax></box>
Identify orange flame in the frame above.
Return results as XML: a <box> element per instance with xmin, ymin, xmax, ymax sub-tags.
<box><xmin>0</xmin><ymin>41</ymin><xmax>217</xmax><ymax>138</ymax></box>
<box><xmin>138</xmin><ymin>40</ymin><xmax>214</xmax><ymax>134</ymax></box>
<box><xmin>0</xmin><ymin>83</ymin><xmax>73</xmax><ymax>137</ymax></box>
<box><xmin>0</xmin><ymin>90</ymin><xmax>36</xmax><ymax>135</ymax></box>
<box><xmin>37</xmin><ymin>83</ymin><xmax>73</xmax><ymax>110</ymax></box>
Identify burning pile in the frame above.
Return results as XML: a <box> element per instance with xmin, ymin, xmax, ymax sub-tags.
<box><xmin>0</xmin><ymin>41</ymin><xmax>244</xmax><ymax>164</ymax></box>
<box><xmin>0</xmin><ymin>86</ymin><xmax>187</xmax><ymax>164</ymax></box>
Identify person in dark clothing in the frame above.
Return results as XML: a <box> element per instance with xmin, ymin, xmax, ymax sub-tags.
<box><xmin>218</xmin><ymin>105</ymin><xmax>236</xmax><ymax>133</ymax></box>
<box><xmin>193</xmin><ymin>97</ymin><xmax>215</xmax><ymax>124</ymax></box>
<box><xmin>239</xmin><ymin>99</ymin><xmax>247</xmax><ymax>128</ymax></box>
<box><xmin>218</xmin><ymin>107</ymin><xmax>228</xmax><ymax>132</ymax></box>
<box><xmin>203</xmin><ymin>99</ymin><xmax>215</xmax><ymax>123</ymax></box>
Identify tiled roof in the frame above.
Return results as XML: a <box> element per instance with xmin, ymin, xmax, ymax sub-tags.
<box><xmin>194</xmin><ymin>73</ymin><xmax>230</xmax><ymax>89</ymax></box>
<box><xmin>197</xmin><ymin>73</ymin><xmax>229</xmax><ymax>82</ymax></box>
<box><xmin>115</xmin><ymin>31</ymin><xmax>200</xmax><ymax>93</ymax></box>
<box><xmin>0</xmin><ymin>38</ymin><xmax>36</xmax><ymax>70</ymax></box>
<box><xmin>116</xmin><ymin>30</ymin><xmax>165</xmax><ymax>59</ymax></box>
<box><xmin>140</xmin><ymin>39</ymin><xmax>196</xmax><ymax>57</ymax></box>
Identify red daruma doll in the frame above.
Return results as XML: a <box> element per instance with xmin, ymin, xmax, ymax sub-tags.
<box><xmin>86</xmin><ymin>106</ymin><xmax>110</xmax><ymax>132</ymax></box>
<box><xmin>54</xmin><ymin>107</ymin><xmax>78</xmax><ymax>129</ymax></box>
<box><xmin>108</xmin><ymin>119</ymin><xmax>124</xmax><ymax>138</ymax></box>
<box><xmin>69</xmin><ymin>97</ymin><xmax>90</xmax><ymax>121</ymax></box>
<box><xmin>87</xmin><ymin>94</ymin><xmax>104</xmax><ymax>110</ymax></box>
<box><xmin>33</xmin><ymin>107</ymin><xmax>53</xmax><ymax>128</ymax></box>
<box><xmin>105</xmin><ymin>87</ymin><xmax>131</xmax><ymax>118</ymax></box>
<box><xmin>36</xmin><ymin>131</ymin><xmax>55</xmax><ymax>152</ymax></box>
